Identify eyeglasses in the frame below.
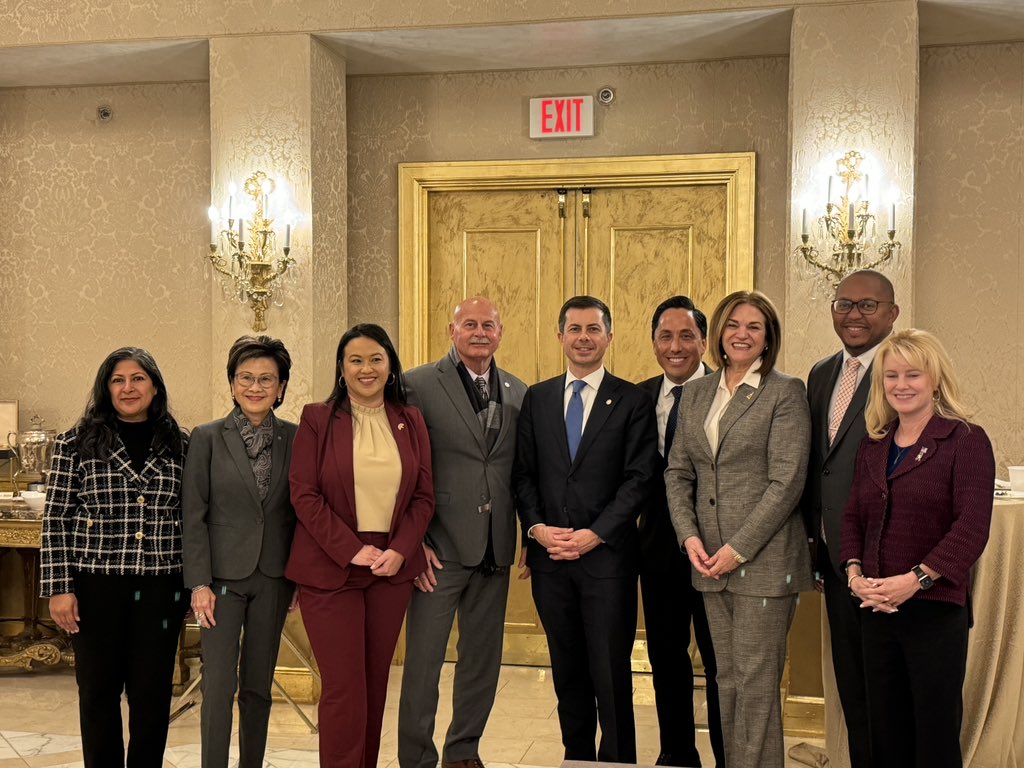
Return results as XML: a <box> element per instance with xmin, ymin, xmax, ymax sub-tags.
<box><xmin>831</xmin><ymin>299</ymin><xmax>894</xmax><ymax>315</ymax></box>
<box><xmin>234</xmin><ymin>373</ymin><xmax>279</xmax><ymax>389</ymax></box>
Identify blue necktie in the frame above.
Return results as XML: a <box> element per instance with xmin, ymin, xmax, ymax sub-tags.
<box><xmin>566</xmin><ymin>379</ymin><xmax>586</xmax><ymax>461</ymax></box>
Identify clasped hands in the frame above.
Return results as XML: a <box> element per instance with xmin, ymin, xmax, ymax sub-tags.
<box><xmin>533</xmin><ymin>525</ymin><xmax>601</xmax><ymax>561</ymax></box>
<box><xmin>350</xmin><ymin>544</ymin><xmax>405</xmax><ymax>577</ymax></box>
<box><xmin>683</xmin><ymin>536</ymin><xmax>742</xmax><ymax>580</ymax></box>
<box><xmin>848</xmin><ymin>570</ymin><xmax>921</xmax><ymax>613</ymax></box>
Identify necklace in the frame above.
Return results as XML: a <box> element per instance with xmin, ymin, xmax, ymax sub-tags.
<box><xmin>889</xmin><ymin>442</ymin><xmax>913</xmax><ymax>474</ymax></box>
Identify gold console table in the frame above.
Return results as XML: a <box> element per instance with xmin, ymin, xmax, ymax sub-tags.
<box><xmin>0</xmin><ymin>503</ymin><xmax>73</xmax><ymax>670</ymax></box>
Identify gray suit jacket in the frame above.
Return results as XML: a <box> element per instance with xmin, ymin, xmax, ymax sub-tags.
<box><xmin>182</xmin><ymin>413</ymin><xmax>298</xmax><ymax>587</ymax></box>
<box><xmin>665</xmin><ymin>369</ymin><xmax>813</xmax><ymax>596</ymax></box>
<box><xmin>405</xmin><ymin>354</ymin><xmax>527</xmax><ymax>567</ymax></box>
<box><xmin>801</xmin><ymin>350</ymin><xmax>873</xmax><ymax>577</ymax></box>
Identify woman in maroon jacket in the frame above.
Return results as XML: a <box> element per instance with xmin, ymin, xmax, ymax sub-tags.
<box><xmin>841</xmin><ymin>328</ymin><xmax>994</xmax><ymax>768</ymax></box>
<box><xmin>286</xmin><ymin>323</ymin><xmax>434</xmax><ymax>768</ymax></box>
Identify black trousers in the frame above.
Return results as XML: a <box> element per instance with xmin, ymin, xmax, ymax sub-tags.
<box><xmin>640</xmin><ymin>566</ymin><xmax>725</xmax><ymax>767</ymax></box>
<box><xmin>71</xmin><ymin>571</ymin><xmax>189</xmax><ymax>768</ymax></box>
<box><xmin>821</xmin><ymin>542</ymin><xmax>873</xmax><ymax>768</ymax></box>
<box><xmin>532</xmin><ymin>564</ymin><xmax>637</xmax><ymax>763</ymax></box>
<box><xmin>861</xmin><ymin>598</ymin><xmax>969</xmax><ymax>768</ymax></box>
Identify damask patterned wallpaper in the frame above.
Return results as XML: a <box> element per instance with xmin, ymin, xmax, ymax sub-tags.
<box><xmin>346</xmin><ymin>56</ymin><xmax>790</xmax><ymax>348</ymax></box>
<box><xmin>918</xmin><ymin>42</ymin><xmax>1024</xmax><ymax>472</ymax></box>
<box><xmin>0</xmin><ymin>83</ymin><xmax>211</xmax><ymax>435</ymax></box>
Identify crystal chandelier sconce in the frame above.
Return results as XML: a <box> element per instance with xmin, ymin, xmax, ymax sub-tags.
<box><xmin>794</xmin><ymin>150</ymin><xmax>901</xmax><ymax>289</ymax></box>
<box><xmin>207</xmin><ymin>171</ymin><xmax>296</xmax><ymax>332</ymax></box>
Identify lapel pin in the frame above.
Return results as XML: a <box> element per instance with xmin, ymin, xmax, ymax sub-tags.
<box><xmin>915</xmin><ymin>447</ymin><xmax>927</xmax><ymax>461</ymax></box>
<box><xmin>504</xmin><ymin>381</ymin><xmax>510</xmax><ymax>388</ymax></box>
<box><xmin>745</xmin><ymin>392</ymin><xmax>753</xmax><ymax>400</ymax></box>
<box><xmin>398</xmin><ymin>423</ymin><xmax>406</xmax><ymax>431</ymax></box>
<box><xmin>606</xmin><ymin>399</ymin><xmax>612</xmax><ymax>405</ymax></box>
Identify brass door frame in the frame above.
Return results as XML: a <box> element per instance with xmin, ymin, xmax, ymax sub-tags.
<box><xmin>397</xmin><ymin>153</ymin><xmax>756</xmax><ymax>367</ymax></box>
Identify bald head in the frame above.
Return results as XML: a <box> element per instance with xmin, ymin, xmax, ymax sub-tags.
<box><xmin>450</xmin><ymin>296</ymin><xmax>503</xmax><ymax>374</ymax></box>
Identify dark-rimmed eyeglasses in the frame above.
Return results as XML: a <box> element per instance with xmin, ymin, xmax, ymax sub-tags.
<box><xmin>831</xmin><ymin>299</ymin><xmax>894</xmax><ymax>315</ymax></box>
<box><xmin>234</xmin><ymin>373</ymin><xmax>279</xmax><ymax>388</ymax></box>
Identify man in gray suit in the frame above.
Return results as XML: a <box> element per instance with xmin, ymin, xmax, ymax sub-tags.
<box><xmin>802</xmin><ymin>269</ymin><xmax>899</xmax><ymax>768</ymax></box>
<box><xmin>398</xmin><ymin>297</ymin><xmax>527</xmax><ymax>768</ymax></box>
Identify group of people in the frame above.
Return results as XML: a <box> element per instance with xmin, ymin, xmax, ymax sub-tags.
<box><xmin>37</xmin><ymin>269</ymin><xmax>994</xmax><ymax>768</ymax></box>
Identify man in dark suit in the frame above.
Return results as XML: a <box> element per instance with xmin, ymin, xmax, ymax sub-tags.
<box><xmin>637</xmin><ymin>296</ymin><xmax>723</xmax><ymax>768</ymax></box>
<box><xmin>398</xmin><ymin>297</ymin><xmax>527</xmax><ymax>768</ymax></box>
<box><xmin>513</xmin><ymin>295</ymin><xmax>658</xmax><ymax>763</ymax></box>
<box><xmin>802</xmin><ymin>269</ymin><xmax>899</xmax><ymax>768</ymax></box>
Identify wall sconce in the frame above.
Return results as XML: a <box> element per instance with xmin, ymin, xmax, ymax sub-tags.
<box><xmin>794</xmin><ymin>150</ymin><xmax>901</xmax><ymax>289</ymax></box>
<box><xmin>207</xmin><ymin>171</ymin><xmax>296</xmax><ymax>332</ymax></box>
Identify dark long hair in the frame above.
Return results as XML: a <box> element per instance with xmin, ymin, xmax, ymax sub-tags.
<box><xmin>327</xmin><ymin>324</ymin><xmax>407</xmax><ymax>418</ymax></box>
<box><xmin>76</xmin><ymin>347</ymin><xmax>185</xmax><ymax>461</ymax></box>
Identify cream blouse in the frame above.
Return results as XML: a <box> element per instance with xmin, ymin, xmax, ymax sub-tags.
<box><xmin>351</xmin><ymin>403</ymin><xmax>402</xmax><ymax>532</ymax></box>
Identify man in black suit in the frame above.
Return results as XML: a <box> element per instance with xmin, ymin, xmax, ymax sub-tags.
<box><xmin>513</xmin><ymin>295</ymin><xmax>658</xmax><ymax>763</ymax></box>
<box><xmin>637</xmin><ymin>296</ymin><xmax>724</xmax><ymax>768</ymax></box>
<box><xmin>802</xmin><ymin>269</ymin><xmax>899</xmax><ymax>768</ymax></box>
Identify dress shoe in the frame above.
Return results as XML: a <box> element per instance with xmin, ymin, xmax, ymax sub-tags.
<box><xmin>656</xmin><ymin>752</ymin><xmax>701</xmax><ymax>767</ymax></box>
<box><xmin>442</xmin><ymin>759</ymin><xmax>485</xmax><ymax>768</ymax></box>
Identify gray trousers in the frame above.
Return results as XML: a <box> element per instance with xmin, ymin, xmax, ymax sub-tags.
<box><xmin>199</xmin><ymin>570</ymin><xmax>293</xmax><ymax>768</ymax></box>
<box><xmin>702</xmin><ymin>590</ymin><xmax>798</xmax><ymax>768</ymax></box>
<box><xmin>397</xmin><ymin>561</ymin><xmax>510</xmax><ymax>768</ymax></box>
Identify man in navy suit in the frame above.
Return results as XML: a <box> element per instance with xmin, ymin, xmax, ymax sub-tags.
<box><xmin>513</xmin><ymin>295</ymin><xmax>658</xmax><ymax>763</ymax></box>
<box><xmin>637</xmin><ymin>296</ymin><xmax>724</xmax><ymax>768</ymax></box>
<box><xmin>802</xmin><ymin>269</ymin><xmax>899</xmax><ymax>768</ymax></box>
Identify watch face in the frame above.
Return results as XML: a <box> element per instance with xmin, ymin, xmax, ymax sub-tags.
<box><xmin>914</xmin><ymin>566</ymin><xmax>934</xmax><ymax>590</ymax></box>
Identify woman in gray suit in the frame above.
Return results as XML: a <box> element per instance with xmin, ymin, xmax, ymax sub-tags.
<box><xmin>665</xmin><ymin>291</ymin><xmax>812</xmax><ymax>768</ymax></box>
<box><xmin>182</xmin><ymin>335</ymin><xmax>299</xmax><ymax>768</ymax></box>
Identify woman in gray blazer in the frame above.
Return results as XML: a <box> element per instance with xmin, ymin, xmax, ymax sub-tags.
<box><xmin>182</xmin><ymin>335</ymin><xmax>299</xmax><ymax>768</ymax></box>
<box><xmin>665</xmin><ymin>291</ymin><xmax>812</xmax><ymax>768</ymax></box>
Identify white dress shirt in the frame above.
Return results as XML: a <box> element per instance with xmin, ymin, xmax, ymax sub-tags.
<box><xmin>704</xmin><ymin>360</ymin><xmax>762</xmax><ymax>453</ymax></box>
<box><xmin>656</xmin><ymin>366</ymin><xmax>707</xmax><ymax>456</ymax></box>
<box><xmin>563</xmin><ymin>367</ymin><xmax>606</xmax><ymax>432</ymax></box>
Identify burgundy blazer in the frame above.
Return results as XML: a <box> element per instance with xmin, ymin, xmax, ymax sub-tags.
<box><xmin>840</xmin><ymin>415</ymin><xmax>994</xmax><ymax>607</ymax></box>
<box><xmin>285</xmin><ymin>401</ymin><xmax>434</xmax><ymax>589</ymax></box>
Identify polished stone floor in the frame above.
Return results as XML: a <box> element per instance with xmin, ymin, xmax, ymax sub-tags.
<box><xmin>0</xmin><ymin>663</ymin><xmax>822</xmax><ymax>767</ymax></box>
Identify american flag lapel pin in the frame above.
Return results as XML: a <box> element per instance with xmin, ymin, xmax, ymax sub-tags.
<box><xmin>398</xmin><ymin>423</ymin><xmax>406</xmax><ymax>431</ymax></box>
<box><xmin>915</xmin><ymin>447</ymin><xmax>927</xmax><ymax>461</ymax></box>
<box><xmin>605</xmin><ymin>399</ymin><xmax>612</xmax><ymax>405</ymax></box>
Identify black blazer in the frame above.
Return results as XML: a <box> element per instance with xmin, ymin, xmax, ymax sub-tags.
<box><xmin>637</xmin><ymin>365</ymin><xmax>712</xmax><ymax>575</ymax></box>
<box><xmin>513</xmin><ymin>370</ymin><xmax>659</xmax><ymax>577</ymax></box>
<box><xmin>801</xmin><ymin>350</ymin><xmax>873</xmax><ymax>577</ymax></box>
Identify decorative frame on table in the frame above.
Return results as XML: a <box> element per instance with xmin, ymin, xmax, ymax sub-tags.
<box><xmin>0</xmin><ymin>400</ymin><xmax>17</xmax><ymax>453</ymax></box>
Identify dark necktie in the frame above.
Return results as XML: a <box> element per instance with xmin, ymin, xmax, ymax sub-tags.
<box><xmin>474</xmin><ymin>376</ymin><xmax>488</xmax><ymax>402</ymax></box>
<box><xmin>664</xmin><ymin>385</ymin><xmax>683</xmax><ymax>457</ymax></box>
<box><xmin>565</xmin><ymin>379</ymin><xmax>586</xmax><ymax>461</ymax></box>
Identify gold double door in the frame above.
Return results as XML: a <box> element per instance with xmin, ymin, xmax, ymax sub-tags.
<box><xmin>398</xmin><ymin>154</ymin><xmax>755</xmax><ymax>667</ymax></box>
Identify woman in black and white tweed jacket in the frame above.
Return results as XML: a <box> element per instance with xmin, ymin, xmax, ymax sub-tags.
<box><xmin>40</xmin><ymin>347</ymin><xmax>189</xmax><ymax>768</ymax></box>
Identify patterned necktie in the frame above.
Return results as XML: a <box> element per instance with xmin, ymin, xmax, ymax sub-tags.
<box><xmin>474</xmin><ymin>376</ymin><xmax>488</xmax><ymax>402</ymax></box>
<box><xmin>664</xmin><ymin>385</ymin><xmax>684</xmax><ymax>457</ymax></box>
<box><xmin>565</xmin><ymin>379</ymin><xmax>587</xmax><ymax>461</ymax></box>
<box><xmin>829</xmin><ymin>358</ymin><xmax>862</xmax><ymax>445</ymax></box>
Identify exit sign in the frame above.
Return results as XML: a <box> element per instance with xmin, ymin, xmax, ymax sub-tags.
<box><xmin>529</xmin><ymin>96</ymin><xmax>594</xmax><ymax>138</ymax></box>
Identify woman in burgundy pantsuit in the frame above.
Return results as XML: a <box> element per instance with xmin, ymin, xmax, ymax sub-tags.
<box><xmin>841</xmin><ymin>329</ymin><xmax>994</xmax><ymax>768</ymax></box>
<box><xmin>286</xmin><ymin>324</ymin><xmax>434</xmax><ymax>768</ymax></box>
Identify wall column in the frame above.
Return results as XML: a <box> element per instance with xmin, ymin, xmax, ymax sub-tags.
<box><xmin>784</xmin><ymin>1</ymin><xmax>919</xmax><ymax>759</ymax></box>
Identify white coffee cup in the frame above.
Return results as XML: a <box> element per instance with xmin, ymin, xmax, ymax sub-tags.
<box><xmin>1008</xmin><ymin>466</ymin><xmax>1024</xmax><ymax>493</ymax></box>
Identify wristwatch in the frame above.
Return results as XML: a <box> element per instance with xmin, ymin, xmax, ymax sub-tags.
<box><xmin>912</xmin><ymin>565</ymin><xmax>934</xmax><ymax>591</ymax></box>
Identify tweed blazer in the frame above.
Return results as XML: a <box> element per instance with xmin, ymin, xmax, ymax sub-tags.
<box><xmin>40</xmin><ymin>426</ymin><xmax>186</xmax><ymax>597</ymax></box>
<box><xmin>405</xmin><ymin>354</ymin><xmax>526</xmax><ymax>567</ymax></box>
<box><xmin>285</xmin><ymin>401</ymin><xmax>435</xmax><ymax>590</ymax></box>
<box><xmin>839</xmin><ymin>416</ymin><xmax>994</xmax><ymax>607</ymax></box>
<box><xmin>665</xmin><ymin>369</ymin><xmax>813</xmax><ymax>596</ymax></box>
<box><xmin>181</xmin><ymin>412</ymin><xmax>298</xmax><ymax>589</ymax></box>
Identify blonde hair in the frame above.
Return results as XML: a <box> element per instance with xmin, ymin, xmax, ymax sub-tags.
<box><xmin>707</xmin><ymin>290</ymin><xmax>781</xmax><ymax>374</ymax></box>
<box><xmin>865</xmin><ymin>328</ymin><xmax>973</xmax><ymax>439</ymax></box>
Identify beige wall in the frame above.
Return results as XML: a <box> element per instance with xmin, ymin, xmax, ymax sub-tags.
<box><xmin>917</xmin><ymin>42</ymin><xmax>1024</xmax><ymax>474</ymax></box>
<box><xmin>0</xmin><ymin>82</ymin><xmax>211</xmax><ymax>435</ymax></box>
<box><xmin>347</xmin><ymin>56</ymin><xmax>791</xmax><ymax>346</ymax></box>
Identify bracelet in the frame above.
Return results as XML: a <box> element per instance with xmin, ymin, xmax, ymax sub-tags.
<box><xmin>847</xmin><ymin>573</ymin><xmax>864</xmax><ymax>589</ymax></box>
<box><xmin>843</xmin><ymin>559</ymin><xmax>863</xmax><ymax>574</ymax></box>
<box><xmin>191</xmin><ymin>584</ymin><xmax>210</xmax><ymax>593</ymax></box>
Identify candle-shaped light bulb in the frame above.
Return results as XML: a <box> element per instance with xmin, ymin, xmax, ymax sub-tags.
<box><xmin>801</xmin><ymin>208</ymin><xmax>808</xmax><ymax>236</ymax></box>
<box><xmin>827</xmin><ymin>176</ymin><xmax>834</xmax><ymax>203</ymax></box>
<box><xmin>208</xmin><ymin>206</ymin><xmax>219</xmax><ymax>245</ymax></box>
<box><xmin>285</xmin><ymin>222</ymin><xmax>291</xmax><ymax>249</ymax></box>
<box><xmin>227</xmin><ymin>183</ymin><xmax>237</xmax><ymax>220</ymax></box>
<box><xmin>863</xmin><ymin>174</ymin><xmax>870</xmax><ymax>201</ymax></box>
<box><xmin>848</xmin><ymin>203</ymin><xmax>855</xmax><ymax>231</ymax></box>
<box><xmin>890</xmin><ymin>203</ymin><xmax>896</xmax><ymax>231</ymax></box>
<box><xmin>260</xmin><ymin>179</ymin><xmax>271</xmax><ymax>216</ymax></box>
<box><xmin>238</xmin><ymin>218</ymin><xmax>245</xmax><ymax>250</ymax></box>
